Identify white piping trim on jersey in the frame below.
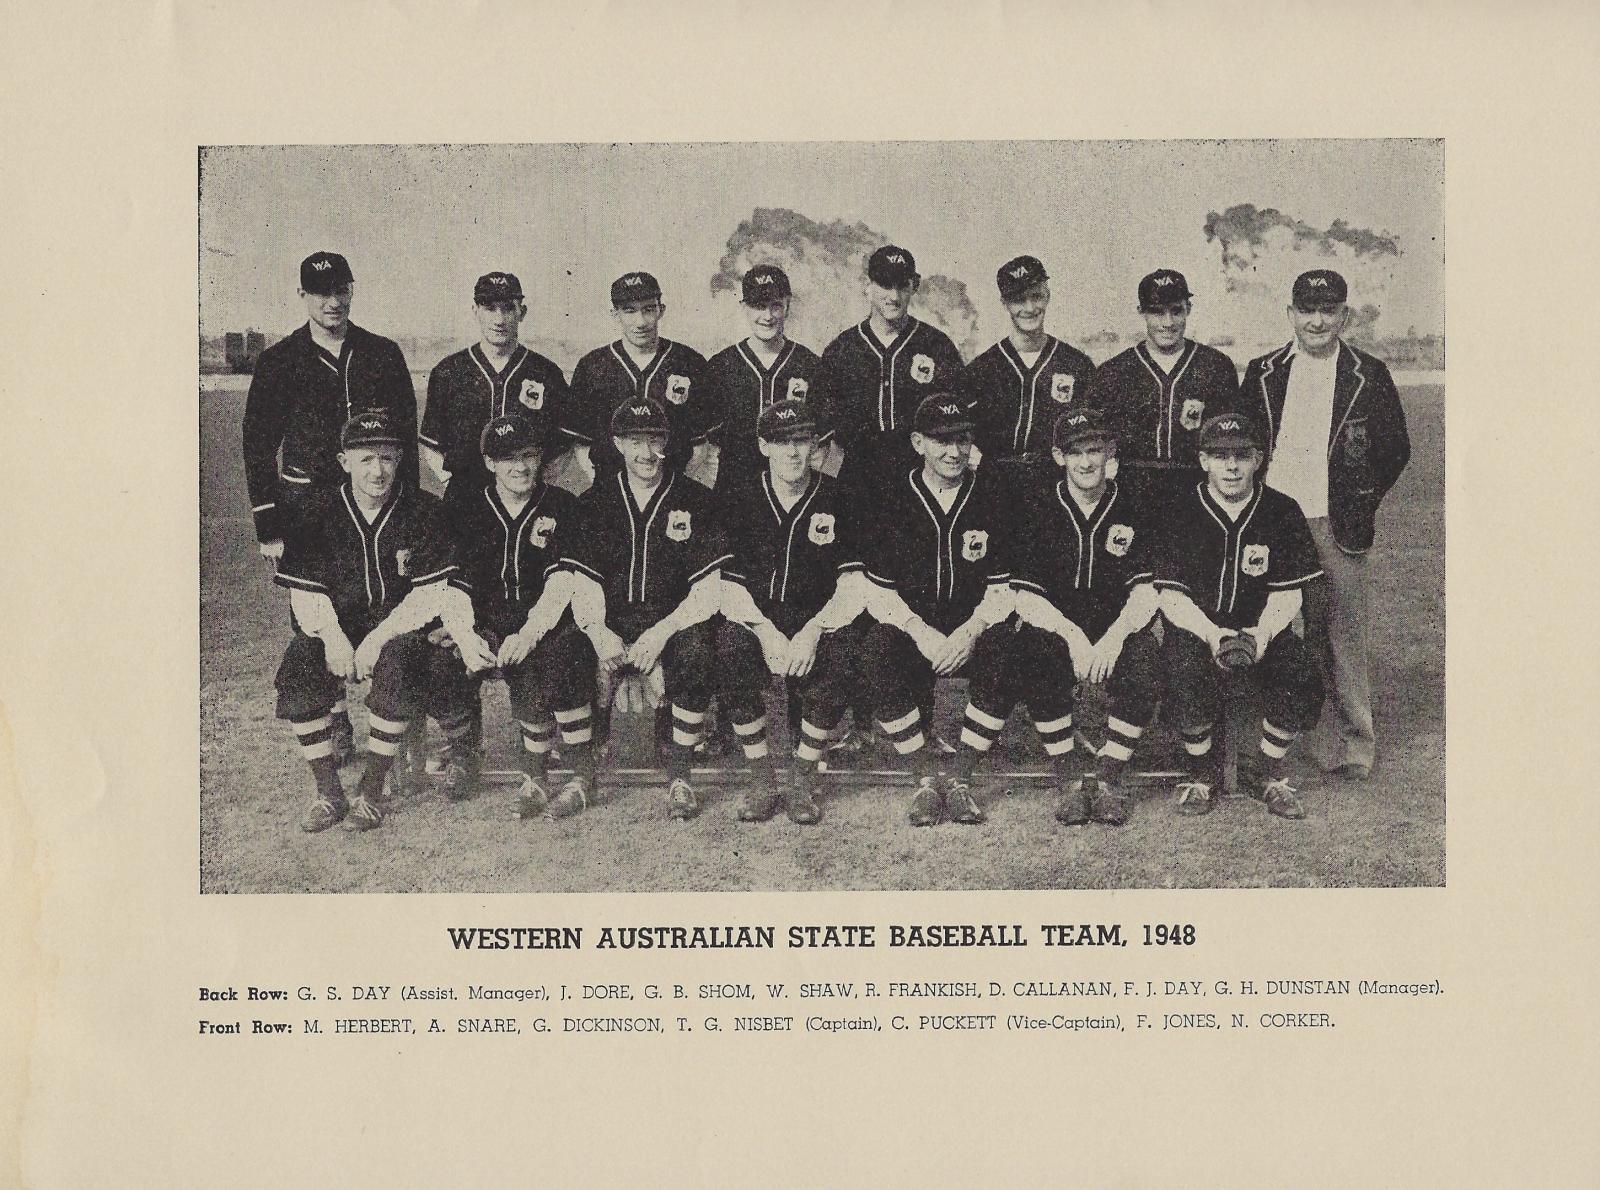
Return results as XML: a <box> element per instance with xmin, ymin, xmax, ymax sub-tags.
<box><xmin>502</xmin><ymin>347</ymin><xmax>530</xmax><ymax>418</ymax></box>
<box><xmin>343</xmin><ymin>350</ymin><xmax>354</xmax><ymax>422</ymax></box>
<box><xmin>252</xmin><ymin>501</ymin><xmax>275</xmax><ymax>512</ymax></box>
<box><xmin>739</xmin><ymin>339</ymin><xmax>794</xmax><ymax>418</ymax></box>
<box><xmin>858</xmin><ymin>318</ymin><xmax>918</xmax><ymax>432</ymax></box>
<box><xmin>1198</xmin><ymin>483</ymin><xmax>1261</xmax><ymax>616</ymax></box>
<box><xmin>1002</xmin><ymin>336</ymin><xmax>1058</xmax><ymax>453</ymax></box>
<box><xmin>778</xmin><ymin>474</ymin><xmax>820</xmax><ymax>605</ymax></box>
<box><xmin>1327</xmin><ymin>341</ymin><xmax>1365</xmax><ymax>458</ymax></box>
<box><xmin>342</xmin><ymin>484</ymin><xmax>397</xmax><ymax>609</ymax></box>
<box><xmin>1056</xmin><ymin>480</ymin><xmax>1115</xmax><ymax>590</ymax></box>
<box><xmin>910</xmin><ymin>468</ymin><xmax>974</xmax><ymax>603</ymax></box>
<box><xmin>610</xmin><ymin>340</ymin><xmax>670</xmax><ymax>402</ymax></box>
<box><xmin>619</xmin><ymin>469</ymin><xmax>673</xmax><ymax>604</ymax></box>
<box><xmin>1136</xmin><ymin>340</ymin><xmax>1195</xmax><ymax>459</ymax></box>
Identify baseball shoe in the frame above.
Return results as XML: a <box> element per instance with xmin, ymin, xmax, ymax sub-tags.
<box><xmin>345</xmin><ymin>793</ymin><xmax>385</xmax><ymax>831</ymax></box>
<box><xmin>1054</xmin><ymin>779</ymin><xmax>1091</xmax><ymax>827</ymax></box>
<box><xmin>785</xmin><ymin>771</ymin><xmax>823</xmax><ymax>825</ymax></box>
<box><xmin>1254</xmin><ymin>776</ymin><xmax>1306</xmax><ymax>820</ymax></box>
<box><xmin>907</xmin><ymin>775</ymin><xmax>944</xmax><ymax>827</ymax></box>
<box><xmin>544</xmin><ymin>775</ymin><xmax>594</xmax><ymax>820</ymax></box>
<box><xmin>668</xmin><ymin>777</ymin><xmax>701</xmax><ymax>821</ymax></box>
<box><xmin>513</xmin><ymin>775</ymin><xmax>549</xmax><ymax>820</ymax></box>
<box><xmin>944</xmin><ymin>775</ymin><xmax>984</xmax><ymax>825</ymax></box>
<box><xmin>1085</xmin><ymin>775</ymin><xmax>1131</xmax><ymax>827</ymax></box>
<box><xmin>735</xmin><ymin>782</ymin><xmax>782</xmax><ymax>823</ymax></box>
<box><xmin>438</xmin><ymin>749</ymin><xmax>480</xmax><ymax>802</ymax></box>
<box><xmin>299</xmin><ymin>794</ymin><xmax>348</xmax><ymax>833</ymax></box>
<box><xmin>1174</xmin><ymin>779</ymin><xmax>1214</xmax><ymax>817</ymax></box>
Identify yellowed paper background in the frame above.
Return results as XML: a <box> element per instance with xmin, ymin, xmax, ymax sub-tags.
<box><xmin>3</xmin><ymin>2</ymin><xmax>1597</xmax><ymax>1185</ymax></box>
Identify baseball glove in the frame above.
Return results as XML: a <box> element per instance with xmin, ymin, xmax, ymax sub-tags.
<box><xmin>1215</xmin><ymin>632</ymin><xmax>1259</xmax><ymax>671</ymax></box>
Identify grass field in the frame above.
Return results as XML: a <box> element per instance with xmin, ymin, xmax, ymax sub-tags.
<box><xmin>199</xmin><ymin>378</ymin><xmax>1444</xmax><ymax>892</ymax></box>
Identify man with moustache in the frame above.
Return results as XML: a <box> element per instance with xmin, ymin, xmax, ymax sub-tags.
<box><xmin>1086</xmin><ymin>269</ymin><xmax>1241</xmax><ymax>511</ymax></box>
<box><xmin>703</xmin><ymin>265</ymin><xmax>820</xmax><ymax>492</ymax></box>
<box><xmin>420</xmin><ymin>271</ymin><xmax>570</xmax><ymax>501</ymax></box>
<box><xmin>1236</xmin><ymin>269</ymin><xmax>1410</xmax><ymax>781</ymax></box>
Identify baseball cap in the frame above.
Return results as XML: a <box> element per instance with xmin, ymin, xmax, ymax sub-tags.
<box><xmin>1198</xmin><ymin>412</ymin><xmax>1263</xmax><ymax>452</ymax></box>
<box><xmin>742</xmin><ymin>265</ymin><xmax>792</xmax><ymax>305</ymax></box>
<box><xmin>474</xmin><ymin>272</ymin><xmax>524</xmax><ymax>304</ymax></box>
<box><xmin>1053</xmin><ymin>408</ymin><xmax>1115</xmax><ymax>453</ymax></box>
<box><xmin>610</xmin><ymin>397</ymin><xmax>670</xmax><ymax>439</ymax></box>
<box><xmin>300</xmin><ymin>251</ymin><xmax>353</xmax><ymax>295</ymax></box>
<box><xmin>756</xmin><ymin>398</ymin><xmax>819</xmax><ymax>442</ymax></box>
<box><xmin>912</xmin><ymin>392</ymin><xmax>976</xmax><ymax>439</ymax></box>
<box><xmin>996</xmin><ymin>255</ymin><xmax>1049</xmax><ymax>301</ymax></box>
<box><xmin>867</xmin><ymin>245</ymin><xmax>918</xmax><ymax>288</ymax></box>
<box><xmin>1138</xmin><ymin>269</ymin><xmax>1193</xmax><ymax>310</ymax></box>
<box><xmin>340</xmin><ymin>409</ymin><xmax>404</xmax><ymax>450</ymax></box>
<box><xmin>1292</xmin><ymin>269</ymin><xmax>1348</xmax><ymax>308</ymax></box>
<box><xmin>479</xmin><ymin>412</ymin><xmax>544</xmax><ymax>459</ymax></box>
<box><xmin>611</xmin><ymin>272</ymin><xmax>662</xmax><ymax>306</ymax></box>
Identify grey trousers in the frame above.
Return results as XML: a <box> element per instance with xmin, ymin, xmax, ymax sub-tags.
<box><xmin>1302</xmin><ymin>516</ymin><xmax>1375</xmax><ymax>773</ymax></box>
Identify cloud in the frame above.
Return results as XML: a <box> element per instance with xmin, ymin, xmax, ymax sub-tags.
<box><xmin>709</xmin><ymin>207</ymin><xmax>982</xmax><ymax>358</ymax></box>
<box><xmin>1201</xmin><ymin>203</ymin><xmax>1403</xmax><ymax>349</ymax></box>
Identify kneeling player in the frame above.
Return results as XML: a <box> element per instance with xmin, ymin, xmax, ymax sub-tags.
<box><xmin>444</xmin><ymin>412</ymin><xmax>598</xmax><ymax>820</ymax></box>
<box><xmin>950</xmin><ymin>409</ymin><xmax>1161</xmax><ymax>826</ymax></box>
<box><xmin>715</xmin><ymin>399</ymin><xmax>868</xmax><ymax>824</ymax></box>
<box><xmin>857</xmin><ymin>393</ymin><xmax>1014</xmax><ymax>826</ymax></box>
<box><xmin>1154</xmin><ymin>413</ymin><xmax>1326</xmax><ymax>819</ymax></box>
<box><xmin>560</xmin><ymin>399</ymin><xmax>731</xmax><ymax>820</ymax></box>
<box><xmin>273</xmin><ymin>412</ymin><xmax>494</xmax><ymax>832</ymax></box>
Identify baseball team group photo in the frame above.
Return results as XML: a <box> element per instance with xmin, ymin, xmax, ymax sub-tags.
<box><xmin>198</xmin><ymin>140</ymin><xmax>1445</xmax><ymax>893</ymax></box>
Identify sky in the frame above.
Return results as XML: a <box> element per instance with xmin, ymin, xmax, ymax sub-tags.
<box><xmin>199</xmin><ymin>140</ymin><xmax>1443</xmax><ymax>364</ymax></box>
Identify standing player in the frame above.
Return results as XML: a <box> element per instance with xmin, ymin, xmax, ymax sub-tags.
<box><xmin>1153</xmin><ymin>413</ymin><xmax>1326</xmax><ymax>819</ymax></box>
<box><xmin>1237</xmin><ymin>269</ymin><xmax>1410</xmax><ymax>780</ymax></box>
<box><xmin>855</xmin><ymin>394</ymin><xmax>1015</xmax><ymax>826</ymax></box>
<box><xmin>243</xmin><ymin>251</ymin><xmax>419</xmax><ymax>556</ymax></box>
<box><xmin>420</xmin><ymin>272</ymin><xmax>570</xmax><ymax>501</ymax></box>
<box><xmin>813</xmin><ymin>245</ymin><xmax>965</xmax><ymax>500</ymax></box>
<box><xmin>947</xmin><ymin>409</ymin><xmax>1161</xmax><ymax>827</ymax></box>
<box><xmin>244</xmin><ymin>251</ymin><xmax>419</xmax><ymax>760</ymax></box>
<box><xmin>443</xmin><ymin>412</ymin><xmax>599</xmax><ymax>821</ymax></box>
<box><xmin>558</xmin><ymin>399</ymin><xmax>732</xmax><ymax>821</ymax></box>
<box><xmin>554</xmin><ymin>272</ymin><xmax>716</xmax><ymax>484</ymax></box>
<box><xmin>958</xmin><ymin>255</ymin><xmax>1095</xmax><ymax>485</ymax></box>
<box><xmin>272</xmin><ymin>411</ymin><xmax>493</xmax><ymax>833</ymax></box>
<box><xmin>703</xmin><ymin>265</ymin><xmax>820</xmax><ymax>492</ymax></box>
<box><xmin>714</xmin><ymin>399</ymin><xmax>870</xmax><ymax>824</ymax></box>
<box><xmin>1087</xmin><ymin>269</ymin><xmax>1240</xmax><ymax>510</ymax></box>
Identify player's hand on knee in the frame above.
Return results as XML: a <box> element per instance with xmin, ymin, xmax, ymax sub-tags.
<box><xmin>457</xmin><ymin>632</ymin><xmax>498</xmax><ymax>673</ymax></box>
<box><xmin>786</xmin><ymin>624</ymin><xmax>821</xmax><ymax>678</ymax></box>
<box><xmin>324</xmin><ymin>631</ymin><xmax>357</xmax><ymax>681</ymax></box>
<box><xmin>758</xmin><ymin>626</ymin><xmax>790</xmax><ymax>676</ymax></box>
<box><xmin>258</xmin><ymin>539</ymin><xmax>285</xmax><ymax>564</ymax></box>
<box><xmin>1085</xmin><ymin>634</ymin><xmax>1124</xmax><ymax>685</ymax></box>
<box><xmin>497</xmin><ymin>630</ymin><xmax>535</xmax><ymax>668</ymax></box>
<box><xmin>933</xmin><ymin>623</ymin><xmax>979</xmax><ymax>676</ymax></box>
<box><xmin>352</xmin><ymin>633</ymin><xmax>386</xmax><ymax>681</ymax></box>
<box><xmin>910</xmin><ymin>624</ymin><xmax>948</xmax><ymax>667</ymax></box>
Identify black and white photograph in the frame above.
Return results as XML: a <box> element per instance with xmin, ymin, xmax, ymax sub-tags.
<box><xmin>199</xmin><ymin>139</ymin><xmax>1445</xmax><ymax>893</ymax></box>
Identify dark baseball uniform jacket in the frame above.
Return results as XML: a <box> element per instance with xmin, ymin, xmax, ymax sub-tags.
<box><xmin>1010</xmin><ymin>477</ymin><xmax>1155</xmax><ymax>641</ymax></box>
<box><xmin>959</xmin><ymin>335</ymin><xmax>1096</xmax><ymax>462</ymax></box>
<box><xmin>862</xmin><ymin>465</ymin><xmax>1012</xmax><ymax>635</ymax></box>
<box><xmin>242</xmin><ymin>323</ymin><xmax>419</xmax><ymax>544</ymax></box>
<box><xmin>703</xmin><ymin>338</ymin><xmax>820</xmax><ymax>488</ymax></box>
<box><xmin>1152</xmin><ymin>481</ymin><xmax>1323</xmax><ymax>631</ymax></box>
<box><xmin>813</xmin><ymin>317</ymin><xmax>964</xmax><ymax>485</ymax></box>
<box><xmin>1237</xmin><ymin>339</ymin><xmax>1411</xmax><ymax>553</ymax></box>
<box><xmin>559</xmin><ymin>470</ymin><xmax>732</xmax><ymax>635</ymax></box>
<box><xmin>421</xmin><ymin>344</ymin><xmax>570</xmax><ymax>486</ymax></box>
<box><xmin>720</xmin><ymin>469</ymin><xmax>858</xmax><ymax>637</ymax></box>
<box><xmin>1087</xmin><ymin>339</ymin><xmax>1240</xmax><ymax>472</ymax></box>
<box><xmin>274</xmin><ymin>482</ymin><xmax>457</xmax><ymax>642</ymax></box>
<box><xmin>444</xmin><ymin>478</ymin><xmax>578</xmax><ymax>637</ymax></box>
<box><xmin>557</xmin><ymin>339</ymin><xmax>714</xmax><ymax>476</ymax></box>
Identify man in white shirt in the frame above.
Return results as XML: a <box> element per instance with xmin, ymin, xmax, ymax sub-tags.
<box><xmin>1237</xmin><ymin>271</ymin><xmax>1411</xmax><ymax>780</ymax></box>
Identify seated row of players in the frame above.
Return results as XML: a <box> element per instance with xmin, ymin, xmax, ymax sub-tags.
<box><xmin>271</xmin><ymin>387</ymin><xmax>1324</xmax><ymax>833</ymax></box>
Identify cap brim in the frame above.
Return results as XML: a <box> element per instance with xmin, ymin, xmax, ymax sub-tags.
<box><xmin>1058</xmin><ymin>431</ymin><xmax>1114</xmax><ymax>449</ymax></box>
<box><xmin>1200</xmin><ymin>435</ymin><xmax>1258</xmax><ymax>451</ymax></box>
